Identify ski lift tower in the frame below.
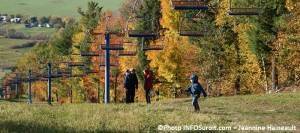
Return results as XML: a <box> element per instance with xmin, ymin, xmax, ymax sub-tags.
<box><xmin>88</xmin><ymin>16</ymin><xmax>124</xmax><ymax>103</ymax></box>
<box><xmin>126</xmin><ymin>0</ymin><xmax>164</xmax><ymax>50</ymax></box>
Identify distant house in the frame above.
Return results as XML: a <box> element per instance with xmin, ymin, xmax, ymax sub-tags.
<box><xmin>10</xmin><ymin>18</ymin><xmax>22</xmax><ymax>23</ymax></box>
<box><xmin>24</xmin><ymin>24</ymin><xmax>31</xmax><ymax>28</ymax></box>
<box><xmin>45</xmin><ymin>23</ymin><xmax>53</xmax><ymax>28</ymax></box>
<box><xmin>0</xmin><ymin>16</ymin><xmax>6</xmax><ymax>21</ymax></box>
<box><xmin>31</xmin><ymin>23</ymin><xmax>38</xmax><ymax>27</ymax></box>
<box><xmin>38</xmin><ymin>24</ymin><xmax>43</xmax><ymax>27</ymax></box>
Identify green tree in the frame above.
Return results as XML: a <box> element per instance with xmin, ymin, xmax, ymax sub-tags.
<box><xmin>78</xmin><ymin>1</ymin><xmax>102</xmax><ymax>29</ymax></box>
<box><xmin>38</xmin><ymin>16</ymin><xmax>49</xmax><ymax>24</ymax></box>
<box><xmin>30</xmin><ymin>17</ymin><xmax>38</xmax><ymax>24</ymax></box>
<box><xmin>5</xmin><ymin>28</ymin><xmax>16</xmax><ymax>38</ymax></box>
<box><xmin>246</xmin><ymin>0</ymin><xmax>287</xmax><ymax>92</ymax></box>
<box><xmin>135</xmin><ymin>0</ymin><xmax>161</xmax><ymax>81</ymax></box>
<box><xmin>53</xmin><ymin>23</ymin><xmax>75</xmax><ymax>55</ymax></box>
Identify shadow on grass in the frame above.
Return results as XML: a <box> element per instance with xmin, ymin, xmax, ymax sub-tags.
<box><xmin>0</xmin><ymin>120</ymin><xmax>129</xmax><ymax>133</ymax></box>
<box><xmin>0</xmin><ymin>99</ymin><xmax>25</xmax><ymax>103</ymax></box>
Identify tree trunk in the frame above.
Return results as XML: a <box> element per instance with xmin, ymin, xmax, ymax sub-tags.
<box><xmin>55</xmin><ymin>90</ymin><xmax>58</xmax><ymax>102</ymax></box>
<box><xmin>103</xmin><ymin>86</ymin><xmax>105</xmax><ymax>103</ymax></box>
<box><xmin>262</xmin><ymin>57</ymin><xmax>268</xmax><ymax>93</ymax></box>
<box><xmin>114</xmin><ymin>75</ymin><xmax>118</xmax><ymax>103</ymax></box>
<box><xmin>234</xmin><ymin>75</ymin><xmax>241</xmax><ymax>95</ymax></box>
<box><xmin>217</xmin><ymin>65</ymin><xmax>222</xmax><ymax>96</ymax></box>
<box><xmin>173</xmin><ymin>87</ymin><xmax>177</xmax><ymax>99</ymax></box>
<box><xmin>234</xmin><ymin>43</ymin><xmax>241</xmax><ymax>95</ymax></box>
<box><xmin>156</xmin><ymin>90</ymin><xmax>159</xmax><ymax>101</ymax></box>
<box><xmin>70</xmin><ymin>88</ymin><xmax>72</xmax><ymax>103</ymax></box>
<box><xmin>97</xmin><ymin>85</ymin><xmax>100</xmax><ymax>103</ymax></box>
<box><xmin>206</xmin><ymin>84</ymin><xmax>211</xmax><ymax>96</ymax></box>
<box><xmin>271</xmin><ymin>56</ymin><xmax>278</xmax><ymax>93</ymax></box>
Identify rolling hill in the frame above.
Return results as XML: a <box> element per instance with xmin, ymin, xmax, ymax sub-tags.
<box><xmin>0</xmin><ymin>0</ymin><xmax>124</xmax><ymax>80</ymax></box>
<box><xmin>0</xmin><ymin>0</ymin><xmax>124</xmax><ymax>18</ymax></box>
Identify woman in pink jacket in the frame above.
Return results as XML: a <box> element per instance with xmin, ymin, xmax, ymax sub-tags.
<box><xmin>143</xmin><ymin>69</ymin><xmax>153</xmax><ymax>104</ymax></box>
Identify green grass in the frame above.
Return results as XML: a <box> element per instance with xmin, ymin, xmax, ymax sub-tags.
<box><xmin>0</xmin><ymin>93</ymin><xmax>299</xmax><ymax>132</ymax></box>
<box><xmin>12</xmin><ymin>23</ymin><xmax>57</xmax><ymax>37</ymax></box>
<box><xmin>1</xmin><ymin>23</ymin><xmax>57</xmax><ymax>37</ymax></box>
<box><xmin>0</xmin><ymin>0</ymin><xmax>124</xmax><ymax>18</ymax></box>
<box><xmin>0</xmin><ymin>37</ymin><xmax>32</xmax><ymax>78</ymax></box>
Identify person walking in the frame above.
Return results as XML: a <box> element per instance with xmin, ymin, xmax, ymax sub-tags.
<box><xmin>143</xmin><ymin>69</ymin><xmax>153</xmax><ymax>104</ymax></box>
<box><xmin>185</xmin><ymin>73</ymin><xmax>207</xmax><ymax>112</ymax></box>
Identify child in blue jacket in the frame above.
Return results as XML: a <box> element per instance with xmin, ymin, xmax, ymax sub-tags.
<box><xmin>186</xmin><ymin>74</ymin><xmax>207</xmax><ymax>112</ymax></box>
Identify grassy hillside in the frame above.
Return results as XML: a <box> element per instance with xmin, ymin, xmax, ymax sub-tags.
<box><xmin>0</xmin><ymin>0</ymin><xmax>123</xmax><ymax>18</ymax></box>
<box><xmin>1</xmin><ymin>23</ymin><xmax>57</xmax><ymax>37</ymax></box>
<box><xmin>0</xmin><ymin>93</ymin><xmax>299</xmax><ymax>132</ymax></box>
<box><xmin>0</xmin><ymin>38</ymin><xmax>33</xmax><ymax>78</ymax></box>
<box><xmin>0</xmin><ymin>0</ymin><xmax>124</xmax><ymax>80</ymax></box>
<box><xmin>12</xmin><ymin>24</ymin><xmax>57</xmax><ymax>37</ymax></box>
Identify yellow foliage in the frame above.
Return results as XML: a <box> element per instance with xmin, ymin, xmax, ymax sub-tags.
<box><xmin>147</xmin><ymin>0</ymin><xmax>201</xmax><ymax>87</ymax></box>
<box><xmin>236</xmin><ymin>23</ymin><xmax>263</xmax><ymax>92</ymax></box>
<box><xmin>215</xmin><ymin>0</ymin><xmax>233</xmax><ymax>26</ymax></box>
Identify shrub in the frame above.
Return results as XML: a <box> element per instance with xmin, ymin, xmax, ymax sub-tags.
<box><xmin>11</xmin><ymin>32</ymin><xmax>25</xmax><ymax>39</ymax></box>
<box><xmin>10</xmin><ymin>41</ymin><xmax>36</xmax><ymax>49</ymax></box>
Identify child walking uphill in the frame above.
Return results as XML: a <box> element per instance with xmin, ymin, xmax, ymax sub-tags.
<box><xmin>186</xmin><ymin>73</ymin><xmax>207</xmax><ymax>112</ymax></box>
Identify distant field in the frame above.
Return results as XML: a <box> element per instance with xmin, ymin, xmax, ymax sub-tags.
<box><xmin>0</xmin><ymin>37</ymin><xmax>33</xmax><ymax>79</ymax></box>
<box><xmin>0</xmin><ymin>0</ymin><xmax>124</xmax><ymax>18</ymax></box>
<box><xmin>1</xmin><ymin>23</ymin><xmax>57</xmax><ymax>37</ymax></box>
<box><xmin>13</xmin><ymin>24</ymin><xmax>56</xmax><ymax>37</ymax></box>
<box><xmin>0</xmin><ymin>93</ymin><xmax>299</xmax><ymax>132</ymax></box>
<box><xmin>0</xmin><ymin>23</ymin><xmax>56</xmax><ymax>81</ymax></box>
<box><xmin>0</xmin><ymin>0</ymin><xmax>124</xmax><ymax>80</ymax></box>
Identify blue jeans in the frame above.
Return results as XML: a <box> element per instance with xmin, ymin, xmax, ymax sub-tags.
<box><xmin>192</xmin><ymin>95</ymin><xmax>200</xmax><ymax>111</ymax></box>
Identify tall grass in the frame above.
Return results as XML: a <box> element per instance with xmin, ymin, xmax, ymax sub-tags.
<box><xmin>0</xmin><ymin>93</ymin><xmax>299</xmax><ymax>132</ymax></box>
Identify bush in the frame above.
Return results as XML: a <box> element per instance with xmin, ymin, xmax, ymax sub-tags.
<box><xmin>10</xmin><ymin>32</ymin><xmax>25</xmax><ymax>39</ymax></box>
<box><xmin>0</xmin><ymin>28</ymin><xmax>6</xmax><ymax>36</ymax></box>
<box><xmin>10</xmin><ymin>41</ymin><xmax>36</xmax><ymax>49</ymax></box>
<box><xmin>30</xmin><ymin>33</ymin><xmax>50</xmax><ymax>40</ymax></box>
<box><xmin>5</xmin><ymin>28</ymin><xmax>16</xmax><ymax>38</ymax></box>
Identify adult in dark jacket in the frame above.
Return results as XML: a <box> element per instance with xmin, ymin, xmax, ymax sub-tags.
<box><xmin>123</xmin><ymin>69</ymin><xmax>130</xmax><ymax>87</ymax></box>
<box><xmin>143</xmin><ymin>69</ymin><xmax>153</xmax><ymax>104</ymax></box>
<box><xmin>124</xmin><ymin>68</ymin><xmax>138</xmax><ymax>103</ymax></box>
<box><xmin>123</xmin><ymin>69</ymin><xmax>130</xmax><ymax>103</ymax></box>
<box><xmin>186</xmin><ymin>74</ymin><xmax>207</xmax><ymax>111</ymax></box>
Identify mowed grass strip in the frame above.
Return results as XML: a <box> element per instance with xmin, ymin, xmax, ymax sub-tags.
<box><xmin>0</xmin><ymin>0</ymin><xmax>124</xmax><ymax>18</ymax></box>
<box><xmin>0</xmin><ymin>93</ymin><xmax>299</xmax><ymax>132</ymax></box>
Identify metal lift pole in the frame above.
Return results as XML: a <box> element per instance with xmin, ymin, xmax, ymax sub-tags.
<box><xmin>47</xmin><ymin>63</ymin><xmax>52</xmax><ymax>105</ymax></box>
<box><xmin>4</xmin><ymin>87</ymin><xmax>7</xmax><ymax>99</ymax></box>
<box><xmin>10</xmin><ymin>82</ymin><xmax>12</xmax><ymax>99</ymax></box>
<box><xmin>104</xmin><ymin>33</ymin><xmax>110</xmax><ymax>103</ymax></box>
<box><xmin>28</xmin><ymin>70</ymin><xmax>32</xmax><ymax>104</ymax></box>
<box><xmin>15</xmin><ymin>75</ymin><xmax>18</xmax><ymax>99</ymax></box>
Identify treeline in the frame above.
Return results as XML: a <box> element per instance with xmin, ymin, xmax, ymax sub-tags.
<box><xmin>0</xmin><ymin>13</ymin><xmax>75</xmax><ymax>27</ymax></box>
<box><xmin>0</xmin><ymin>13</ymin><xmax>76</xmax><ymax>40</ymax></box>
<box><xmin>2</xmin><ymin>0</ymin><xmax>300</xmax><ymax>103</ymax></box>
<box><xmin>0</xmin><ymin>26</ymin><xmax>50</xmax><ymax>40</ymax></box>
